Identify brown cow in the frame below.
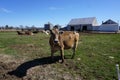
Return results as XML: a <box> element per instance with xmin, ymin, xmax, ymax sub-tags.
<box><xmin>25</xmin><ymin>31</ymin><xmax>33</xmax><ymax>35</ymax></box>
<box><xmin>17</xmin><ymin>31</ymin><xmax>25</xmax><ymax>35</ymax></box>
<box><xmin>17</xmin><ymin>31</ymin><xmax>33</xmax><ymax>35</ymax></box>
<box><xmin>49</xmin><ymin>28</ymin><xmax>79</xmax><ymax>63</ymax></box>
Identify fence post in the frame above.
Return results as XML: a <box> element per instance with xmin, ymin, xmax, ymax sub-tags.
<box><xmin>116</xmin><ymin>64</ymin><xmax>120</xmax><ymax>80</ymax></box>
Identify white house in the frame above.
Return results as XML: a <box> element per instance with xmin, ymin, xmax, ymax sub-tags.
<box><xmin>96</xmin><ymin>19</ymin><xmax>119</xmax><ymax>32</ymax></box>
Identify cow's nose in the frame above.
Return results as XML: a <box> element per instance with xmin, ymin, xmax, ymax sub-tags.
<box><xmin>54</xmin><ymin>39</ymin><xmax>58</xmax><ymax>43</ymax></box>
<box><xmin>54</xmin><ymin>40</ymin><xmax>58</xmax><ymax>43</ymax></box>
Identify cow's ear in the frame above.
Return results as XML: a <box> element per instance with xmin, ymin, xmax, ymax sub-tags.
<box><xmin>59</xmin><ymin>31</ymin><xmax>64</xmax><ymax>34</ymax></box>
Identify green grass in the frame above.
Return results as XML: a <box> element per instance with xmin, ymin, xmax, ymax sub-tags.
<box><xmin>0</xmin><ymin>32</ymin><xmax>120</xmax><ymax>80</ymax></box>
<box><xmin>76</xmin><ymin>33</ymin><xmax>120</xmax><ymax>80</ymax></box>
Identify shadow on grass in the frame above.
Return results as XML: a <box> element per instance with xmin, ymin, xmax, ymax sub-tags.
<box><xmin>8</xmin><ymin>56</ymin><xmax>61</xmax><ymax>78</ymax></box>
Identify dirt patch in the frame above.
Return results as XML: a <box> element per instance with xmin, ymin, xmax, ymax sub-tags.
<box><xmin>0</xmin><ymin>54</ymin><xmax>81</xmax><ymax>80</ymax></box>
<box><xmin>0</xmin><ymin>54</ymin><xmax>23</xmax><ymax>80</ymax></box>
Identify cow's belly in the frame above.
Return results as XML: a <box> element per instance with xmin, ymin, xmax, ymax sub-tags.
<box><xmin>64</xmin><ymin>46</ymin><xmax>72</xmax><ymax>49</ymax></box>
<box><xmin>63</xmin><ymin>41</ymin><xmax>74</xmax><ymax>49</ymax></box>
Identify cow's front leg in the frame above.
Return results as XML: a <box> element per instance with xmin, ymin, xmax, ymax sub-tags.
<box><xmin>51</xmin><ymin>48</ymin><xmax>56</xmax><ymax>61</ymax></box>
<box><xmin>60</xmin><ymin>48</ymin><xmax>64</xmax><ymax>63</ymax></box>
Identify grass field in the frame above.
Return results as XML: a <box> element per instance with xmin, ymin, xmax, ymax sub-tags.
<box><xmin>0</xmin><ymin>31</ymin><xmax>120</xmax><ymax>80</ymax></box>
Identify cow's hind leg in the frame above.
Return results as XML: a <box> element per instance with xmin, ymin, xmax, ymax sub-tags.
<box><xmin>71</xmin><ymin>47</ymin><xmax>76</xmax><ymax>59</ymax></box>
<box><xmin>71</xmin><ymin>40</ymin><xmax>78</xmax><ymax>59</ymax></box>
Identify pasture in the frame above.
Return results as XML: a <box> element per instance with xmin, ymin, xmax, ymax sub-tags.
<box><xmin>0</xmin><ymin>31</ymin><xmax>120</xmax><ymax>80</ymax></box>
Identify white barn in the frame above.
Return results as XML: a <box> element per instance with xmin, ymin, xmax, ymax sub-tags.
<box><xmin>67</xmin><ymin>17</ymin><xmax>98</xmax><ymax>31</ymax></box>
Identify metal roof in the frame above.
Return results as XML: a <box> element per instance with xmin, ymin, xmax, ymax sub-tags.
<box><xmin>68</xmin><ymin>17</ymin><xmax>97</xmax><ymax>25</ymax></box>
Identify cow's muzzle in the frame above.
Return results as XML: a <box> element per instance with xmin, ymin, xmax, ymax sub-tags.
<box><xmin>54</xmin><ymin>39</ymin><xmax>58</xmax><ymax>44</ymax></box>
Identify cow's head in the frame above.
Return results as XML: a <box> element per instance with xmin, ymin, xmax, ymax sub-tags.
<box><xmin>50</xmin><ymin>28</ymin><xmax>63</xmax><ymax>44</ymax></box>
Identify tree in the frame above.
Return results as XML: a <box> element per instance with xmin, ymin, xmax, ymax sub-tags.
<box><xmin>5</xmin><ymin>25</ymin><xmax>9</xmax><ymax>29</ymax></box>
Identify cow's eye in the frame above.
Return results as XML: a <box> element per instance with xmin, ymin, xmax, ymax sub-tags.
<box><xmin>59</xmin><ymin>31</ymin><xmax>63</xmax><ymax>34</ymax></box>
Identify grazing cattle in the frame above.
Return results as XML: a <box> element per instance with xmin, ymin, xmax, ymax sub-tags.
<box><xmin>25</xmin><ymin>31</ymin><xmax>34</xmax><ymax>35</ymax></box>
<box><xmin>17</xmin><ymin>31</ymin><xmax>25</xmax><ymax>35</ymax></box>
<box><xmin>17</xmin><ymin>31</ymin><xmax>33</xmax><ymax>35</ymax></box>
<box><xmin>49</xmin><ymin>28</ymin><xmax>79</xmax><ymax>63</ymax></box>
<box><xmin>32</xmin><ymin>30</ymin><xmax>39</xmax><ymax>34</ymax></box>
<box><xmin>41</xmin><ymin>30</ymin><xmax>49</xmax><ymax>35</ymax></box>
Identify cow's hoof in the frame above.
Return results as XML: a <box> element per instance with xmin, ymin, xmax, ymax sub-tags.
<box><xmin>59</xmin><ymin>60</ymin><xmax>64</xmax><ymax>63</ymax></box>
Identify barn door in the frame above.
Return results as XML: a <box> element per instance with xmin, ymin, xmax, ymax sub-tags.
<box><xmin>82</xmin><ymin>26</ymin><xmax>87</xmax><ymax>31</ymax></box>
<box><xmin>70</xmin><ymin>26</ymin><xmax>75</xmax><ymax>31</ymax></box>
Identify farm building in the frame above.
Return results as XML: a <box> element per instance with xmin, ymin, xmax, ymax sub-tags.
<box><xmin>44</xmin><ymin>22</ymin><xmax>54</xmax><ymax>30</ymax></box>
<box><xmin>96</xmin><ymin>19</ymin><xmax>119</xmax><ymax>32</ymax></box>
<box><xmin>67</xmin><ymin>17</ymin><xmax>98</xmax><ymax>31</ymax></box>
<box><xmin>44</xmin><ymin>22</ymin><xmax>61</xmax><ymax>30</ymax></box>
<box><xmin>67</xmin><ymin>17</ymin><xmax>119</xmax><ymax>32</ymax></box>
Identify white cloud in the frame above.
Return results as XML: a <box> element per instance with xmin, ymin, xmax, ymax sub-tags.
<box><xmin>49</xmin><ymin>7</ymin><xmax>64</xmax><ymax>10</ymax></box>
<box><xmin>0</xmin><ymin>8</ymin><xmax>12</xmax><ymax>13</ymax></box>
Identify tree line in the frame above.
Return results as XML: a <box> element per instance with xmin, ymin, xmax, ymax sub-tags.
<box><xmin>0</xmin><ymin>25</ymin><xmax>43</xmax><ymax>31</ymax></box>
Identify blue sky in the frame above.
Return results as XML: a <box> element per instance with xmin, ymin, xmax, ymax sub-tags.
<box><xmin>0</xmin><ymin>0</ymin><xmax>120</xmax><ymax>27</ymax></box>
